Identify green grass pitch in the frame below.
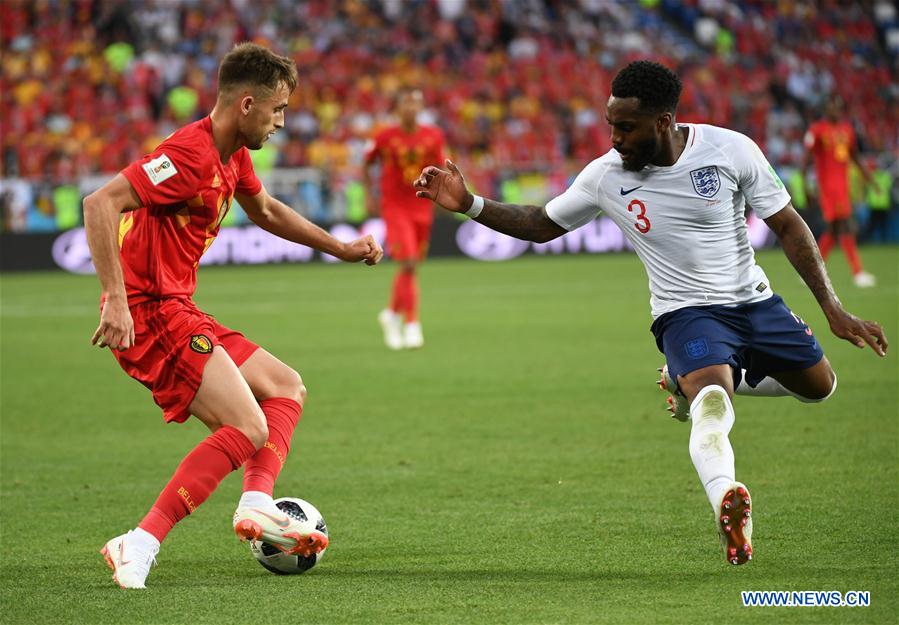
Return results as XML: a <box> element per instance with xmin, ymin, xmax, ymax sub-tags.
<box><xmin>1</xmin><ymin>246</ymin><xmax>896</xmax><ymax>624</ymax></box>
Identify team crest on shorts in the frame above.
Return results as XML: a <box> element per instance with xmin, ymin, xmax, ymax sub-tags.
<box><xmin>684</xmin><ymin>337</ymin><xmax>710</xmax><ymax>359</ymax></box>
<box><xmin>690</xmin><ymin>166</ymin><xmax>721</xmax><ymax>198</ymax></box>
<box><xmin>190</xmin><ymin>334</ymin><xmax>213</xmax><ymax>354</ymax></box>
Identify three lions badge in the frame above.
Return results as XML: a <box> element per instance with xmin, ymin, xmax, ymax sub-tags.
<box><xmin>690</xmin><ymin>166</ymin><xmax>721</xmax><ymax>198</ymax></box>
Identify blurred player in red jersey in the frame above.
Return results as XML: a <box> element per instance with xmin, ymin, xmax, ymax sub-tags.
<box><xmin>803</xmin><ymin>95</ymin><xmax>878</xmax><ymax>287</ymax></box>
<box><xmin>363</xmin><ymin>88</ymin><xmax>446</xmax><ymax>349</ymax></box>
<box><xmin>83</xmin><ymin>43</ymin><xmax>382</xmax><ymax>589</ymax></box>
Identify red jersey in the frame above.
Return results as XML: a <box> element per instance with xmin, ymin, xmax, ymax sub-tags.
<box><xmin>804</xmin><ymin>120</ymin><xmax>855</xmax><ymax>195</ymax></box>
<box><xmin>119</xmin><ymin>117</ymin><xmax>262</xmax><ymax>304</ymax></box>
<box><xmin>365</xmin><ymin>124</ymin><xmax>445</xmax><ymax>215</ymax></box>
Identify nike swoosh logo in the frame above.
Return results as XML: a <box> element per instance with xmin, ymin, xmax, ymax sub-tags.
<box><xmin>118</xmin><ymin>542</ymin><xmax>131</xmax><ymax>566</ymax></box>
<box><xmin>620</xmin><ymin>185</ymin><xmax>642</xmax><ymax>195</ymax></box>
<box><xmin>254</xmin><ymin>509</ymin><xmax>292</xmax><ymax>529</ymax></box>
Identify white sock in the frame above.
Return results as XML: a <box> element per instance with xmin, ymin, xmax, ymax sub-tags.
<box><xmin>736</xmin><ymin>370</ymin><xmax>794</xmax><ymax>397</ymax></box>
<box><xmin>238</xmin><ymin>490</ymin><xmax>275</xmax><ymax>510</ymax></box>
<box><xmin>130</xmin><ymin>527</ymin><xmax>160</xmax><ymax>552</ymax></box>
<box><xmin>689</xmin><ymin>385</ymin><xmax>736</xmax><ymax>511</ymax></box>
<box><xmin>736</xmin><ymin>369</ymin><xmax>836</xmax><ymax>403</ymax></box>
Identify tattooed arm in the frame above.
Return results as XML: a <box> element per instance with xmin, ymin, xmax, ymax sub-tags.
<box><xmin>470</xmin><ymin>198</ymin><xmax>567</xmax><ymax>243</ymax></box>
<box><xmin>413</xmin><ymin>160</ymin><xmax>567</xmax><ymax>243</ymax></box>
<box><xmin>765</xmin><ymin>203</ymin><xmax>887</xmax><ymax>356</ymax></box>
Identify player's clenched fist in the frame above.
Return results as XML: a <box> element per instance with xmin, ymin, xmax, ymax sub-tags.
<box><xmin>340</xmin><ymin>234</ymin><xmax>383</xmax><ymax>266</ymax></box>
<box><xmin>92</xmin><ymin>296</ymin><xmax>135</xmax><ymax>350</ymax></box>
<box><xmin>413</xmin><ymin>159</ymin><xmax>472</xmax><ymax>213</ymax></box>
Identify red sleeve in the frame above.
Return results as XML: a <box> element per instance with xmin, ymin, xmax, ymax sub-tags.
<box><xmin>364</xmin><ymin>129</ymin><xmax>387</xmax><ymax>163</ymax></box>
<box><xmin>121</xmin><ymin>144</ymin><xmax>203</xmax><ymax>208</ymax></box>
<box><xmin>803</xmin><ymin>124</ymin><xmax>818</xmax><ymax>151</ymax></box>
<box><xmin>235</xmin><ymin>147</ymin><xmax>263</xmax><ymax>196</ymax></box>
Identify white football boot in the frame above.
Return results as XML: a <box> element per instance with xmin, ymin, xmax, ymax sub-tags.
<box><xmin>100</xmin><ymin>531</ymin><xmax>158</xmax><ymax>589</ymax></box>
<box><xmin>716</xmin><ymin>482</ymin><xmax>753</xmax><ymax>565</ymax></box>
<box><xmin>853</xmin><ymin>271</ymin><xmax>876</xmax><ymax>288</ymax></box>
<box><xmin>403</xmin><ymin>321</ymin><xmax>424</xmax><ymax>349</ymax></box>
<box><xmin>378</xmin><ymin>309</ymin><xmax>404</xmax><ymax>350</ymax></box>
<box><xmin>233</xmin><ymin>505</ymin><xmax>329</xmax><ymax>557</ymax></box>
<box><xmin>657</xmin><ymin>364</ymin><xmax>690</xmax><ymax>421</ymax></box>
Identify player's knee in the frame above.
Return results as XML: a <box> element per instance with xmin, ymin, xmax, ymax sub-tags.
<box><xmin>240</xmin><ymin>417</ymin><xmax>269</xmax><ymax>449</ymax></box>
<box><xmin>690</xmin><ymin>385</ymin><xmax>734</xmax><ymax>424</ymax></box>
<box><xmin>796</xmin><ymin>371</ymin><xmax>837</xmax><ymax>403</ymax></box>
<box><xmin>280</xmin><ymin>368</ymin><xmax>306</xmax><ymax>405</ymax></box>
<box><xmin>272</xmin><ymin>366</ymin><xmax>305</xmax><ymax>405</ymax></box>
<box><xmin>257</xmin><ymin>364</ymin><xmax>305</xmax><ymax>404</ymax></box>
<box><xmin>294</xmin><ymin>377</ymin><xmax>308</xmax><ymax>406</ymax></box>
<box><xmin>679</xmin><ymin>374</ymin><xmax>732</xmax><ymax>405</ymax></box>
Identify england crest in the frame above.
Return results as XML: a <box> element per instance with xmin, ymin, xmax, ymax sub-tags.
<box><xmin>690</xmin><ymin>166</ymin><xmax>720</xmax><ymax>198</ymax></box>
<box><xmin>684</xmin><ymin>337</ymin><xmax>709</xmax><ymax>359</ymax></box>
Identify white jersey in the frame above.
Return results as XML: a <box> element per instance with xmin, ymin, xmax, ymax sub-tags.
<box><xmin>545</xmin><ymin>123</ymin><xmax>791</xmax><ymax>318</ymax></box>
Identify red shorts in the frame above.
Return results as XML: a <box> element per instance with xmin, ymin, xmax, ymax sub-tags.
<box><xmin>818</xmin><ymin>184</ymin><xmax>852</xmax><ymax>222</ymax></box>
<box><xmin>112</xmin><ymin>298</ymin><xmax>259</xmax><ymax>423</ymax></box>
<box><xmin>383</xmin><ymin>212</ymin><xmax>432</xmax><ymax>261</ymax></box>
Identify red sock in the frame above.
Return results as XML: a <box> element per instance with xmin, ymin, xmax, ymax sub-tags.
<box><xmin>390</xmin><ymin>272</ymin><xmax>407</xmax><ymax>314</ymax></box>
<box><xmin>139</xmin><ymin>426</ymin><xmax>256</xmax><ymax>543</ymax></box>
<box><xmin>817</xmin><ymin>232</ymin><xmax>834</xmax><ymax>260</ymax></box>
<box><xmin>839</xmin><ymin>234</ymin><xmax>863</xmax><ymax>274</ymax></box>
<box><xmin>243</xmin><ymin>398</ymin><xmax>302</xmax><ymax>495</ymax></box>
<box><xmin>405</xmin><ymin>272</ymin><xmax>419</xmax><ymax>323</ymax></box>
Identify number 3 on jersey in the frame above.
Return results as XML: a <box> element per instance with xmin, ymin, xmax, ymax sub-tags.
<box><xmin>627</xmin><ymin>199</ymin><xmax>651</xmax><ymax>234</ymax></box>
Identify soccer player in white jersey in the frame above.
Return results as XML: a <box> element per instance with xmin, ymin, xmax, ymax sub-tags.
<box><xmin>413</xmin><ymin>61</ymin><xmax>888</xmax><ymax>566</ymax></box>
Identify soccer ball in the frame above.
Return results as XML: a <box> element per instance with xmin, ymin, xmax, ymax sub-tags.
<box><xmin>249</xmin><ymin>497</ymin><xmax>328</xmax><ymax>575</ymax></box>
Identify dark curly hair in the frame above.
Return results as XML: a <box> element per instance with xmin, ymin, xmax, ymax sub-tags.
<box><xmin>611</xmin><ymin>61</ymin><xmax>682</xmax><ymax>115</ymax></box>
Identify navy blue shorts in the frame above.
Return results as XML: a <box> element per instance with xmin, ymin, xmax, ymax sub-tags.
<box><xmin>650</xmin><ymin>294</ymin><xmax>825</xmax><ymax>390</ymax></box>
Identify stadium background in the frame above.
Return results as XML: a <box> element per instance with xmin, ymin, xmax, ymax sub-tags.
<box><xmin>1</xmin><ymin>0</ymin><xmax>898</xmax><ymax>265</ymax></box>
<box><xmin>1</xmin><ymin>2</ymin><xmax>898</xmax><ymax>625</ymax></box>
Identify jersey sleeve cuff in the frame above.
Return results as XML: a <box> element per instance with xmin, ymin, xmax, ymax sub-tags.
<box><xmin>751</xmin><ymin>189</ymin><xmax>792</xmax><ymax>220</ymax></box>
<box><xmin>544</xmin><ymin>198</ymin><xmax>598</xmax><ymax>231</ymax></box>
<box><xmin>121</xmin><ymin>166</ymin><xmax>151</xmax><ymax>208</ymax></box>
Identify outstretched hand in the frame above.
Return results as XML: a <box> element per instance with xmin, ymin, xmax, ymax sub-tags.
<box><xmin>340</xmin><ymin>234</ymin><xmax>383</xmax><ymax>266</ymax></box>
<box><xmin>413</xmin><ymin>159</ymin><xmax>472</xmax><ymax>213</ymax></box>
<box><xmin>826</xmin><ymin>307</ymin><xmax>888</xmax><ymax>357</ymax></box>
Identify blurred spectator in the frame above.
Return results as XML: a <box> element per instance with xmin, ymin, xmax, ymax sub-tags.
<box><xmin>861</xmin><ymin>156</ymin><xmax>896</xmax><ymax>243</ymax></box>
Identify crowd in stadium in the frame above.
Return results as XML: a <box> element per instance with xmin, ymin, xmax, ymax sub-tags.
<box><xmin>2</xmin><ymin>0</ymin><xmax>897</xmax><ymax>234</ymax></box>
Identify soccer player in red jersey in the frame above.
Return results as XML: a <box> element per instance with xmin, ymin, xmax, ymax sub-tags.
<box><xmin>363</xmin><ymin>88</ymin><xmax>446</xmax><ymax>349</ymax></box>
<box><xmin>83</xmin><ymin>43</ymin><xmax>382</xmax><ymax>589</ymax></box>
<box><xmin>803</xmin><ymin>95</ymin><xmax>878</xmax><ymax>287</ymax></box>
